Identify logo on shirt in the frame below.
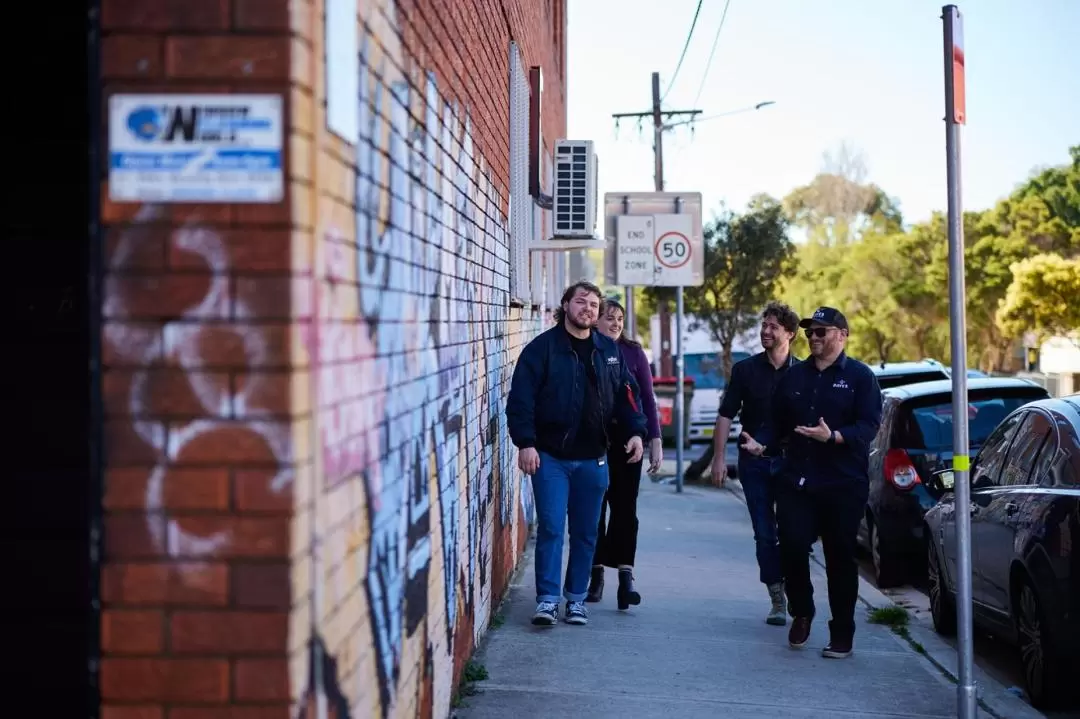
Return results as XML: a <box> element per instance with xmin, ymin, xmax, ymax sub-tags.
<box><xmin>606</xmin><ymin>356</ymin><xmax>620</xmax><ymax>365</ymax></box>
<box><xmin>832</xmin><ymin>379</ymin><xmax>849</xmax><ymax>389</ymax></box>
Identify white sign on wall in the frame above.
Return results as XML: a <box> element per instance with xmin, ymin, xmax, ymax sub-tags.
<box><xmin>108</xmin><ymin>94</ymin><xmax>283</xmax><ymax>203</ymax></box>
<box><xmin>325</xmin><ymin>0</ymin><xmax>359</xmax><ymax>141</ymax></box>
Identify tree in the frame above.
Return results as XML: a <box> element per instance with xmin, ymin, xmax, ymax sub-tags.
<box><xmin>998</xmin><ymin>254</ymin><xmax>1080</xmax><ymax>341</ymax></box>
<box><xmin>684</xmin><ymin>195</ymin><xmax>796</xmax><ymax>380</ymax></box>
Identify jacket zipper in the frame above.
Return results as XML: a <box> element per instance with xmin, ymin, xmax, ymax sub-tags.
<box><xmin>592</xmin><ymin>347</ymin><xmax>610</xmax><ymax>447</ymax></box>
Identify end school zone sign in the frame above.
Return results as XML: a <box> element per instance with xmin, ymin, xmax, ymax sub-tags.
<box><xmin>615</xmin><ymin>213</ymin><xmax>697</xmax><ymax>287</ymax></box>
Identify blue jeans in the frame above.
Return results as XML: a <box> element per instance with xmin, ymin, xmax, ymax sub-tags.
<box><xmin>532</xmin><ymin>451</ymin><xmax>610</xmax><ymax>603</ymax></box>
<box><xmin>739</xmin><ymin>454</ymin><xmax>783</xmax><ymax>586</ymax></box>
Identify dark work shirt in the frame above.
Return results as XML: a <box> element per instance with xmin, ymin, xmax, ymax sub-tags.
<box><xmin>561</xmin><ymin>331</ymin><xmax>608</xmax><ymax>459</ymax></box>
<box><xmin>758</xmin><ymin>352</ymin><xmax>883</xmax><ymax>492</ymax></box>
<box><xmin>719</xmin><ymin>351</ymin><xmax>799</xmax><ymax>446</ymax></box>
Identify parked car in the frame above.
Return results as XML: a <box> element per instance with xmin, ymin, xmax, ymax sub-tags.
<box><xmin>870</xmin><ymin>359</ymin><xmax>950</xmax><ymax>390</ymax></box>
<box><xmin>858</xmin><ymin>377</ymin><xmax>1051</xmax><ymax>587</ymax></box>
<box><xmin>684</xmin><ymin>350</ymin><xmax>750</xmax><ymax>444</ymax></box>
<box><xmin>923</xmin><ymin>394</ymin><xmax>1080</xmax><ymax>709</ymax></box>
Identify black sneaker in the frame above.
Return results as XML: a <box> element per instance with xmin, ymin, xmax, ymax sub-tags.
<box><xmin>564</xmin><ymin>601</ymin><xmax>589</xmax><ymax>625</ymax></box>
<box><xmin>822</xmin><ymin>635</ymin><xmax>853</xmax><ymax>658</ymax></box>
<box><xmin>531</xmin><ymin>601</ymin><xmax>558</xmax><ymax>626</ymax></box>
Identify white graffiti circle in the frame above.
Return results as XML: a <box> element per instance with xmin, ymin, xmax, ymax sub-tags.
<box><xmin>104</xmin><ymin>205</ymin><xmax>292</xmax><ymax>576</ymax></box>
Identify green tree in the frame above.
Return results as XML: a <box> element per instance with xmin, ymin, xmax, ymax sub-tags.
<box><xmin>682</xmin><ymin>195</ymin><xmax>797</xmax><ymax>380</ymax></box>
<box><xmin>998</xmin><ymin>253</ymin><xmax>1080</xmax><ymax>340</ymax></box>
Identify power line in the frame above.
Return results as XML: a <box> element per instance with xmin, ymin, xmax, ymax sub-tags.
<box><xmin>690</xmin><ymin>0</ymin><xmax>733</xmax><ymax>109</ymax></box>
<box><xmin>661</xmin><ymin>0</ymin><xmax>704</xmax><ymax>102</ymax></box>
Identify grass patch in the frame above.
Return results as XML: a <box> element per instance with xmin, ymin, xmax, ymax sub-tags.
<box><xmin>868</xmin><ymin>605</ymin><xmax>910</xmax><ymax>628</ymax></box>
<box><xmin>451</xmin><ymin>660</ymin><xmax>489</xmax><ymax>709</ymax></box>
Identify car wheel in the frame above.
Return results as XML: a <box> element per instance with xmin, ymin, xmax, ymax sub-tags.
<box><xmin>1015</xmin><ymin>577</ymin><xmax>1065</xmax><ymax>709</ymax></box>
<box><xmin>869</xmin><ymin>518</ymin><xmax>903</xmax><ymax>589</ymax></box>
<box><xmin>926</xmin><ymin>537</ymin><xmax>955</xmax><ymax>636</ymax></box>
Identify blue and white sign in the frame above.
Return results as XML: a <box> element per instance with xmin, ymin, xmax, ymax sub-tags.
<box><xmin>109</xmin><ymin>94</ymin><xmax>283</xmax><ymax>203</ymax></box>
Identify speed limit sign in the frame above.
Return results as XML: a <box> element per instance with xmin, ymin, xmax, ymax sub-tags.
<box><xmin>655</xmin><ymin>231</ymin><xmax>691</xmax><ymax>269</ymax></box>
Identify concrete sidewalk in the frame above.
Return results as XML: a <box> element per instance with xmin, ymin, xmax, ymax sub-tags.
<box><xmin>454</xmin><ymin>478</ymin><xmax>1041</xmax><ymax>719</ymax></box>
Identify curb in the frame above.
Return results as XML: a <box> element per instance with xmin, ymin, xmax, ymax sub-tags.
<box><xmin>718</xmin><ymin>483</ymin><xmax>1046</xmax><ymax>719</ymax></box>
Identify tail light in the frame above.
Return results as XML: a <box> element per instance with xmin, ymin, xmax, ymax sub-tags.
<box><xmin>883</xmin><ymin>448</ymin><xmax>921</xmax><ymax>491</ymax></box>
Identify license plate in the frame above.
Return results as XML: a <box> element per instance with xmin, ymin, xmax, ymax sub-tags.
<box><xmin>702</xmin><ymin>428</ymin><xmax>714</xmax><ymax>437</ymax></box>
<box><xmin>939</xmin><ymin>471</ymin><xmax>955</xmax><ymax>490</ymax></box>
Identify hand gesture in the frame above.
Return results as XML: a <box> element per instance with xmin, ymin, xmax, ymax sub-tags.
<box><xmin>795</xmin><ymin>417</ymin><xmax>832</xmax><ymax>443</ymax></box>
<box><xmin>626</xmin><ymin>436</ymin><xmax>644</xmax><ymax>464</ymax></box>
<box><xmin>518</xmin><ymin>447</ymin><xmax>540</xmax><ymax>475</ymax></box>
<box><xmin>647</xmin><ymin>437</ymin><xmax>663</xmax><ymax>474</ymax></box>
<box><xmin>739</xmin><ymin>431</ymin><xmax>765</xmax><ymax>456</ymax></box>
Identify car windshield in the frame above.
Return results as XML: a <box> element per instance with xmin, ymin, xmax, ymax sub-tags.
<box><xmin>683</xmin><ymin>352</ymin><xmax>751</xmax><ymax>389</ymax></box>
<box><xmin>901</xmin><ymin>389</ymin><xmax>1048</xmax><ymax>450</ymax></box>
<box><xmin>876</xmin><ymin>370</ymin><xmax>949</xmax><ymax>389</ymax></box>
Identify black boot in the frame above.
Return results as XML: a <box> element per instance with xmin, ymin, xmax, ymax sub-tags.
<box><xmin>617</xmin><ymin>568</ymin><xmax>641</xmax><ymax>610</ymax></box>
<box><xmin>586</xmin><ymin>566</ymin><xmax>605</xmax><ymax>603</ymax></box>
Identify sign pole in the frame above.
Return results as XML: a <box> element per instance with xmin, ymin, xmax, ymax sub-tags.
<box><xmin>943</xmin><ymin>6</ymin><xmax>976</xmax><ymax>718</ymax></box>
<box><xmin>674</xmin><ymin>196</ymin><xmax>685</xmax><ymax>492</ymax></box>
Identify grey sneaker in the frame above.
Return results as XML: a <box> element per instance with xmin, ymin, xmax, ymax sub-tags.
<box><xmin>565</xmin><ymin>601</ymin><xmax>589</xmax><ymax>625</ymax></box>
<box><xmin>766</xmin><ymin>583</ymin><xmax>787</xmax><ymax>626</ymax></box>
<box><xmin>532</xmin><ymin>601</ymin><xmax>558</xmax><ymax>626</ymax></box>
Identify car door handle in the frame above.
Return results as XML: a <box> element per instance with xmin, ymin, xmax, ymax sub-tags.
<box><xmin>1005</xmin><ymin>502</ymin><xmax>1019</xmax><ymax>516</ymax></box>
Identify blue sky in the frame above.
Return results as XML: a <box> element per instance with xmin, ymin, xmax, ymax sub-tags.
<box><xmin>567</xmin><ymin>0</ymin><xmax>1079</xmax><ymax>227</ymax></box>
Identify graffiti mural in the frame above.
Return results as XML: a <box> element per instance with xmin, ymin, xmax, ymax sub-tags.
<box><xmin>294</xmin><ymin>1</ymin><xmax>547</xmax><ymax>717</ymax></box>
<box><xmin>104</xmin><ymin>204</ymin><xmax>293</xmax><ymax>579</ymax></box>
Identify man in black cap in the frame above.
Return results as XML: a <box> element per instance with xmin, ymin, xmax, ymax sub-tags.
<box><xmin>740</xmin><ymin>306</ymin><xmax>882</xmax><ymax>658</ymax></box>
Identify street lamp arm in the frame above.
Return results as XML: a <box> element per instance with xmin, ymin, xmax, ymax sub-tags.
<box><xmin>663</xmin><ymin>101</ymin><xmax>776</xmax><ymax>129</ymax></box>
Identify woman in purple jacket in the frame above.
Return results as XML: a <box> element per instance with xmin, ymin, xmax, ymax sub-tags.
<box><xmin>587</xmin><ymin>297</ymin><xmax>663</xmax><ymax>609</ymax></box>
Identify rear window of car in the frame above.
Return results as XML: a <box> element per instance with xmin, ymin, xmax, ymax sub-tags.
<box><xmin>892</xmin><ymin>387</ymin><xmax>1050</xmax><ymax>451</ymax></box>
<box><xmin>875</xmin><ymin>370</ymin><xmax>949</xmax><ymax>389</ymax></box>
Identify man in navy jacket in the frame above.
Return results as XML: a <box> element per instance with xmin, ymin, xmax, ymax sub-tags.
<box><xmin>742</xmin><ymin>306</ymin><xmax>882</xmax><ymax>658</ymax></box>
<box><xmin>506</xmin><ymin>280</ymin><xmax>647</xmax><ymax>627</ymax></box>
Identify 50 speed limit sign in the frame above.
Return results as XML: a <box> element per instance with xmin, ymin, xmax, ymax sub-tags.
<box><xmin>655</xmin><ymin>231</ymin><xmax>691</xmax><ymax>269</ymax></box>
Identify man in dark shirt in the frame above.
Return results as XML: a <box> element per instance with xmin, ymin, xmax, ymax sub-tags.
<box><xmin>506</xmin><ymin>281</ymin><xmax>646</xmax><ymax>627</ymax></box>
<box><xmin>710</xmin><ymin>302</ymin><xmax>800</xmax><ymax>626</ymax></box>
<box><xmin>742</xmin><ymin>306</ymin><xmax>882</xmax><ymax>659</ymax></box>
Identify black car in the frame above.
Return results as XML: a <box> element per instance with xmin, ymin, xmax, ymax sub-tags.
<box><xmin>924</xmin><ymin>394</ymin><xmax>1080</xmax><ymax>709</ymax></box>
<box><xmin>859</xmin><ymin>377</ymin><xmax>1051</xmax><ymax>587</ymax></box>
<box><xmin>870</xmin><ymin>359</ymin><xmax>950</xmax><ymax>390</ymax></box>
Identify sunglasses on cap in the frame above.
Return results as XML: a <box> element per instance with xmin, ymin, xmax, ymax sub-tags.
<box><xmin>804</xmin><ymin>327</ymin><xmax>834</xmax><ymax>338</ymax></box>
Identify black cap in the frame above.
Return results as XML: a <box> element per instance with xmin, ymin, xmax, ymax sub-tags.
<box><xmin>799</xmin><ymin>306</ymin><xmax>849</xmax><ymax>331</ymax></box>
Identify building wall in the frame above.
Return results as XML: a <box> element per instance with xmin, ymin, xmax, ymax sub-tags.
<box><xmin>98</xmin><ymin>0</ymin><xmax>566</xmax><ymax>718</ymax></box>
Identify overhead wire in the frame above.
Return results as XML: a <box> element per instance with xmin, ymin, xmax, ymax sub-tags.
<box><xmin>690</xmin><ymin>0</ymin><xmax>734</xmax><ymax>110</ymax></box>
<box><xmin>660</xmin><ymin>0</ymin><xmax>705</xmax><ymax>103</ymax></box>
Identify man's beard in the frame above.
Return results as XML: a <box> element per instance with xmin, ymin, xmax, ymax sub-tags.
<box><xmin>568</xmin><ymin>313</ymin><xmax>593</xmax><ymax>330</ymax></box>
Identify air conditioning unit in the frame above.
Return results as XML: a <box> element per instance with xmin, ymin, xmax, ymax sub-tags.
<box><xmin>552</xmin><ymin>140</ymin><xmax>598</xmax><ymax>238</ymax></box>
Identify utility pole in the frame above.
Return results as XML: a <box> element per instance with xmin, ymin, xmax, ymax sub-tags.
<box><xmin>611</xmin><ymin>72</ymin><xmax>700</xmax><ymax>373</ymax></box>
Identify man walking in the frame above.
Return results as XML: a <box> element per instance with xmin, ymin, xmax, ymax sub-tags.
<box><xmin>710</xmin><ymin>301</ymin><xmax>800</xmax><ymax>626</ymax></box>
<box><xmin>506</xmin><ymin>280</ymin><xmax>647</xmax><ymax>627</ymax></box>
<box><xmin>742</xmin><ymin>306</ymin><xmax>882</xmax><ymax>658</ymax></box>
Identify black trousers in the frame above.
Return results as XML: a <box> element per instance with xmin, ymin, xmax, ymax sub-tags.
<box><xmin>593</xmin><ymin>446</ymin><xmax>643</xmax><ymax>568</ymax></box>
<box><xmin>777</xmin><ymin>480</ymin><xmax>866</xmax><ymax>637</ymax></box>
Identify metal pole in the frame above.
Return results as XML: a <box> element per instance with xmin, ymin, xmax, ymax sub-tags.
<box><xmin>674</xmin><ymin>196</ymin><xmax>684</xmax><ymax>493</ymax></box>
<box><xmin>653</xmin><ymin>71</ymin><xmax>674</xmax><ymax>378</ymax></box>
<box><xmin>943</xmin><ymin>6</ymin><xmax>976</xmax><ymax>718</ymax></box>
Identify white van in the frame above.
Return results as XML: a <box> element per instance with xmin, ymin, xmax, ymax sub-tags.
<box><xmin>647</xmin><ymin>314</ymin><xmax>758</xmax><ymax>443</ymax></box>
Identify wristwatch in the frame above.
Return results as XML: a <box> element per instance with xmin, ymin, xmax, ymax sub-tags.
<box><xmin>827</xmin><ymin>431</ymin><xmax>837</xmax><ymax>444</ymax></box>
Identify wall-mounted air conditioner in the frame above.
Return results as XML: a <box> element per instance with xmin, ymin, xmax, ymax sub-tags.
<box><xmin>552</xmin><ymin>140</ymin><xmax>598</xmax><ymax>239</ymax></box>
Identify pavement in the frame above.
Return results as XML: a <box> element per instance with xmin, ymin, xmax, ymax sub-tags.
<box><xmin>452</xmin><ymin>476</ymin><xmax>1045</xmax><ymax>719</ymax></box>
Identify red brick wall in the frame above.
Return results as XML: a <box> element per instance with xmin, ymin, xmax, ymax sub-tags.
<box><xmin>98</xmin><ymin>0</ymin><xmax>567</xmax><ymax>717</ymax></box>
<box><xmin>99</xmin><ymin>1</ymin><xmax>295</xmax><ymax>717</ymax></box>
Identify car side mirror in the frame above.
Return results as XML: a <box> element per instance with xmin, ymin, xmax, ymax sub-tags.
<box><xmin>932</xmin><ymin>468</ymin><xmax>955</xmax><ymax>492</ymax></box>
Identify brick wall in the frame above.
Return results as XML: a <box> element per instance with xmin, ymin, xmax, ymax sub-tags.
<box><xmin>98</xmin><ymin>0</ymin><xmax>567</xmax><ymax>717</ymax></box>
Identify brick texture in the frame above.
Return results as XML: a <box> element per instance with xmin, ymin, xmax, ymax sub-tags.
<box><xmin>100</xmin><ymin>0</ymin><xmax>565</xmax><ymax>717</ymax></box>
<box><xmin>99</xmin><ymin>0</ymin><xmax>294</xmax><ymax>717</ymax></box>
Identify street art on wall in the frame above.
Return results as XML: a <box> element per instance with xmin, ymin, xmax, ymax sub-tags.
<box><xmin>297</xmin><ymin>1</ymin><xmax>543</xmax><ymax>718</ymax></box>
